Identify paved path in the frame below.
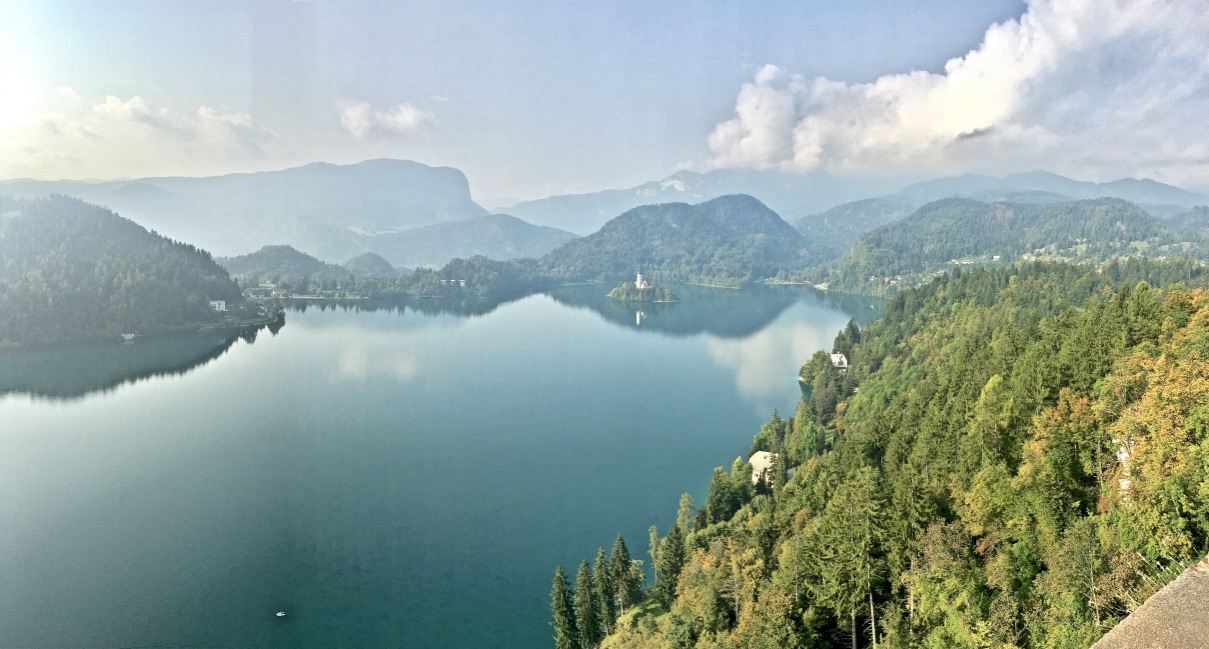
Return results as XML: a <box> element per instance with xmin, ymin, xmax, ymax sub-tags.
<box><xmin>1093</xmin><ymin>555</ymin><xmax>1209</xmax><ymax>648</ymax></box>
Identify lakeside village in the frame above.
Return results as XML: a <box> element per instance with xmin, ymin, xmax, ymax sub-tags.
<box><xmin>239</xmin><ymin>276</ymin><xmax>470</xmax><ymax>302</ymax></box>
<box><xmin>121</xmin><ymin>296</ymin><xmax>282</xmax><ymax>343</ymax></box>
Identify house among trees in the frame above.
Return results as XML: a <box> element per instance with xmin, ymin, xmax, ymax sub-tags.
<box><xmin>634</xmin><ymin>272</ymin><xmax>651</xmax><ymax>289</ymax></box>
<box><xmin>829</xmin><ymin>352</ymin><xmax>848</xmax><ymax>372</ymax></box>
<box><xmin>209</xmin><ymin>300</ymin><xmax>228</xmax><ymax>312</ymax></box>
<box><xmin>749</xmin><ymin>451</ymin><xmax>774</xmax><ymax>484</ymax></box>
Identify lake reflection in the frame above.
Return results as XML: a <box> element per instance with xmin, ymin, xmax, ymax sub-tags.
<box><xmin>0</xmin><ymin>286</ymin><xmax>880</xmax><ymax>648</ymax></box>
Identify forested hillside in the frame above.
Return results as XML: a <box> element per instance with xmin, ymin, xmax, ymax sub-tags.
<box><xmin>821</xmin><ymin>198</ymin><xmax>1201</xmax><ymax>295</ymax></box>
<box><xmin>230</xmin><ymin>251</ymin><xmax>549</xmax><ymax>300</ymax></box>
<box><xmin>220</xmin><ymin>245</ymin><xmax>349</xmax><ymax>284</ymax></box>
<box><xmin>0</xmin><ymin>195</ymin><xmax>244</xmax><ymax>344</ymax></box>
<box><xmin>1166</xmin><ymin>206</ymin><xmax>1209</xmax><ymax>240</ymax></box>
<box><xmin>343</xmin><ymin>252</ymin><xmax>401</xmax><ymax>277</ymax></box>
<box><xmin>542</xmin><ymin>195</ymin><xmax>807</xmax><ymax>287</ymax></box>
<box><xmin>553</xmin><ymin>259</ymin><xmax>1209</xmax><ymax>649</ymax></box>
<box><xmin>793</xmin><ymin>198</ymin><xmax>913</xmax><ymax>264</ymax></box>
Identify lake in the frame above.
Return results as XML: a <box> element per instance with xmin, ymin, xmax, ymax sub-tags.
<box><xmin>0</xmin><ymin>284</ymin><xmax>881</xmax><ymax>648</ymax></box>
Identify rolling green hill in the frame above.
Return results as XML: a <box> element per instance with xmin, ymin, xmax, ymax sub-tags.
<box><xmin>1166</xmin><ymin>206</ymin><xmax>1209</xmax><ymax>239</ymax></box>
<box><xmin>343</xmin><ymin>252</ymin><xmax>401</xmax><ymax>277</ymax></box>
<box><xmin>793</xmin><ymin>197</ymin><xmax>914</xmax><ymax>264</ymax></box>
<box><xmin>219</xmin><ymin>245</ymin><xmax>348</xmax><ymax>284</ymax></box>
<box><xmin>821</xmin><ymin>198</ymin><xmax>1201</xmax><ymax>294</ymax></box>
<box><xmin>0</xmin><ymin>195</ymin><xmax>245</xmax><ymax>344</ymax></box>
<box><xmin>541</xmin><ymin>194</ymin><xmax>807</xmax><ymax>287</ymax></box>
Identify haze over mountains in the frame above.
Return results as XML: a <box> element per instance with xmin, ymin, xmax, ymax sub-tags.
<box><xmin>499</xmin><ymin>169</ymin><xmax>906</xmax><ymax>236</ymax></box>
<box><xmin>0</xmin><ymin>159</ymin><xmax>574</xmax><ymax>270</ymax></box>
<box><xmin>500</xmin><ymin>167</ymin><xmax>1207</xmax><ymax>236</ymax></box>
<box><xmin>2</xmin><ymin>158</ymin><xmax>1206</xmax><ymax>284</ymax></box>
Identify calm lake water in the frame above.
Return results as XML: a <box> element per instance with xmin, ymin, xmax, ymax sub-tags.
<box><xmin>0</xmin><ymin>284</ymin><xmax>880</xmax><ymax>648</ymax></box>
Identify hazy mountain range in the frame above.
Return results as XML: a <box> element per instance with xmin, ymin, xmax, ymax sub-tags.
<box><xmin>500</xmin><ymin>168</ymin><xmax>1207</xmax><ymax>236</ymax></box>
<box><xmin>2</xmin><ymin>158</ymin><xmax>1205</xmax><ymax>277</ymax></box>
<box><xmin>500</xmin><ymin>169</ymin><xmax>906</xmax><ymax>235</ymax></box>
<box><xmin>0</xmin><ymin>159</ymin><xmax>575</xmax><ymax>270</ymax></box>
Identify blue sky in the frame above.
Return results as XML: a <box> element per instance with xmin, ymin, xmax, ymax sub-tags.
<box><xmin>2</xmin><ymin>1</ymin><xmax>1206</xmax><ymax>202</ymax></box>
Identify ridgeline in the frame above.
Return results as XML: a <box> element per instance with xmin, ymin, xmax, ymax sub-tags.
<box><xmin>0</xmin><ymin>195</ymin><xmax>251</xmax><ymax>344</ymax></box>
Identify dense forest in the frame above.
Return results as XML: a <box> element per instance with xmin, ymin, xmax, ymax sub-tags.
<box><xmin>343</xmin><ymin>252</ymin><xmax>403</xmax><ymax>277</ymax></box>
<box><xmin>793</xmin><ymin>198</ymin><xmax>913</xmax><ymax>266</ymax></box>
<box><xmin>0</xmin><ymin>195</ymin><xmax>247</xmax><ymax>344</ymax></box>
<box><xmin>221</xmin><ymin>245</ymin><xmax>551</xmax><ymax>299</ymax></box>
<box><xmin>220</xmin><ymin>244</ymin><xmax>352</xmax><ymax>281</ymax></box>
<box><xmin>818</xmin><ymin>198</ymin><xmax>1203</xmax><ymax>295</ymax></box>
<box><xmin>553</xmin><ymin>259</ymin><xmax>1209</xmax><ymax>648</ymax></box>
<box><xmin>1165</xmin><ymin>206</ymin><xmax>1209</xmax><ymax>242</ymax></box>
<box><xmin>541</xmin><ymin>195</ymin><xmax>808</xmax><ymax>287</ymax></box>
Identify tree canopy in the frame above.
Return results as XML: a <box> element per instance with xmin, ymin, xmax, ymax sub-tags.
<box><xmin>555</xmin><ymin>260</ymin><xmax>1209</xmax><ymax>648</ymax></box>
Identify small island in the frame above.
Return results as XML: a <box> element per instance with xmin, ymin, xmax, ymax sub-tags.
<box><xmin>607</xmin><ymin>273</ymin><xmax>678</xmax><ymax>302</ymax></box>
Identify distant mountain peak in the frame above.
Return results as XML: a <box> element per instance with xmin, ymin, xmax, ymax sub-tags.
<box><xmin>896</xmin><ymin>170</ymin><xmax>1205</xmax><ymax>209</ymax></box>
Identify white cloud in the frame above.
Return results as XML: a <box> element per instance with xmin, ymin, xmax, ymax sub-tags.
<box><xmin>706</xmin><ymin>0</ymin><xmax>1209</xmax><ymax>187</ymax></box>
<box><xmin>333</xmin><ymin>345</ymin><xmax>418</xmax><ymax>384</ymax></box>
<box><xmin>0</xmin><ymin>90</ymin><xmax>281</xmax><ymax>179</ymax></box>
<box><xmin>338</xmin><ymin>99</ymin><xmax>434</xmax><ymax>139</ymax></box>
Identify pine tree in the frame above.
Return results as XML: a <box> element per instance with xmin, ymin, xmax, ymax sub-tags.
<box><xmin>654</xmin><ymin>523</ymin><xmax>687</xmax><ymax>606</ymax></box>
<box><xmin>551</xmin><ymin>565</ymin><xmax>579</xmax><ymax>649</ymax></box>
<box><xmin>813</xmin><ymin>467</ymin><xmax>885</xmax><ymax>649</ymax></box>
<box><xmin>676</xmin><ymin>492</ymin><xmax>695</xmax><ymax>532</ymax></box>
<box><xmin>648</xmin><ymin>525</ymin><xmax>660</xmax><ymax>586</ymax></box>
<box><xmin>610</xmin><ymin>534</ymin><xmax>640</xmax><ymax>614</ymax></box>
<box><xmin>770</xmin><ymin>448</ymin><xmax>788</xmax><ymax>491</ymax></box>
<box><xmin>703</xmin><ymin>466</ymin><xmax>741</xmax><ymax>524</ymax></box>
<box><xmin>574</xmin><ymin>560</ymin><xmax>602</xmax><ymax>648</ymax></box>
<box><xmin>592</xmin><ymin>547</ymin><xmax>615</xmax><ymax>636</ymax></box>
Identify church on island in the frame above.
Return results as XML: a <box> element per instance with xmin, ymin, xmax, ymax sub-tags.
<box><xmin>634</xmin><ymin>272</ymin><xmax>650</xmax><ymax>289</ymax></box>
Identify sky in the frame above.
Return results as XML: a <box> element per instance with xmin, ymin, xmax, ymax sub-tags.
<box><xmin>1</xmin><ymin>0</ymin><xmax>1206</xmax><ymax>204</ymax></box>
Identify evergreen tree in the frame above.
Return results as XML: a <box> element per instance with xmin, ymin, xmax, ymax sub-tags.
<box><xmin>770</xmin><ymin>439</ymin><xmax>789</xmax><ymax>491</ymax></box>
<box><xmin>555</xmin><ymin>264</ymin><xmax>1209</xmax><ymax>648</ymax></box>
<box><xmin>655</xmin><ymin>523</ymin><xmax>687</xmax><ymax>605</ymax></box>
<box><xmin>676</xmin><ymin>493</ymin><xmax>695</xmax><ymax>532</ymax></box>
<box><xmin>551</xmin><ymin>565</ymin><xmax>579</xmax><ymax>649</ymax></box>
<box><xmin>813</xmin><ymin>467</ymin><xmax>885</xmax><ymax>649</ymax></box>
<box><xmin>574</xmin><ymin>560</ymin><xmax>601</xmax><ymax>648</ymax></box>
<box><xmin>592</xmin><ymin>547</ymin><xmax>615</xmax><ymax>636</ymax></box>
<box><xmin>648</xmin><ymin>525</ymin><xmax>660</xmax><ymax>586</ymax></box>
<box><xmin>703</xmin><ymin>466</ymin><xmax>742</xmax><ymax>525</ymax></box>
<box><xmin>610</xmin><ymin>534</ymin><xmax>641</xmax><ymax>614</ymax></box>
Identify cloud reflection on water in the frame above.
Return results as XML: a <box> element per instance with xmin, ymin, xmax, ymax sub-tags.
<box><xmin>707</xmin><ymin>305</ymin><xmax>846</xmax><ymax>416</ymax></box>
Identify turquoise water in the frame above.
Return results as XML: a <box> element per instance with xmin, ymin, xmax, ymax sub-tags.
<box><xmin>0</xmin><ymin>285</ymin><xmax>879</xmax><ymax>648</ymax></box>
